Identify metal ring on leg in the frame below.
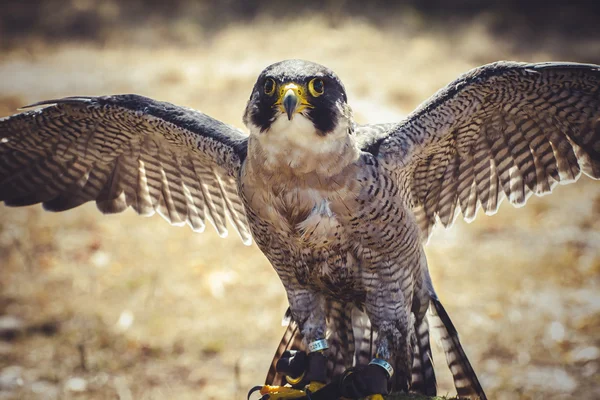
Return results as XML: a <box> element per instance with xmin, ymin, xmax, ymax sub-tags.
<box><xmin>307</xmin><ymin>339</ymin><xmax>329</xmax><ymax>353</ymax></box>
<box><xmin>369</xmin><ymin>358</ymin><xmax>394</xmax><ymax>378</ymax></box>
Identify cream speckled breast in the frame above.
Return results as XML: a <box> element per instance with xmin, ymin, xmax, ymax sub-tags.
<box><xmin>296</xmin><ymin>195</ymin><xmax>343</xmax><ymax>248</ymax></box>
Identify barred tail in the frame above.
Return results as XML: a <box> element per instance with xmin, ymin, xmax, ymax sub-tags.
<box><xmin>265</xmin><ymin>309</ymin><xmax>305</xmax><ymax>386</ymax></box>
<box><xmin>352</xmin><ymin>306</ymin><xmax>375</xmax><ymax>368</ymax></box>
<box><xmin>430</xmin><ymin>296</ymin><xmax>487</xmax><ymax>400</ymax></box>
<box><xmin>325</xmin><ymin>300</ymin><xmax>356</xmax><ymax>378</ymax></box>
<box><xmin>410</xmin><ymin>316</ymin><xmax>437</xmax><ymax>396</ymax></box>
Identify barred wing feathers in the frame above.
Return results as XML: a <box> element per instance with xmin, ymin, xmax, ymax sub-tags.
<box><xmin>360</xmin><ymin>62</ymin><xmax>600</xmax><ymax>239</ymax></box>
<box><xmin>0</xmin><ymin>95</ymin><xmax>252</xmax><ymax>244</ymax></box>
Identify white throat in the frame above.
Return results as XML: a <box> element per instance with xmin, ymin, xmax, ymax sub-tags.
<box><xmin>247</xmin><ymin>113</ymin><xmax>359</xmax><ymax>177</ymax></box>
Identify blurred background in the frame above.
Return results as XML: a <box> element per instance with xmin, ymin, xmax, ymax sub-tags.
<box><xmin>1</xmin><ymin>1</ymin><xmax>599</xmax><ymax>399</ymax></box>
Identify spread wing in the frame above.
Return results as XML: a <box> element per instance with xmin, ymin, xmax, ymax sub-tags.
<box><xmin>0</xmin><ymin>94</ymin><xmax>252</xmax><ymax>244</ymax></box>
<box><xmin>358</xmin><ymin>61</ymin><xmax>600</xmax><ymax>239</ymax></box>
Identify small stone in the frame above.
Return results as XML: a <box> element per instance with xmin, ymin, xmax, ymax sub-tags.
<box><xmin>0</xmin><ymin>366</ymin><xmax>24</xmax><ymax>390</ymax></box>
<box><xmin>65</xmin><ymin>377</ymin><xmax>87</xmax><ymax>392</ymax></box>
<box><xmin>31</xmin><ymin>380</ymin><xmax>59</xmax><ymax>398</ymax></box>
<box><xmin>90</xmin><ymin>251</ymin><xmax>110</xmax><ymax>268</ymax></box>
<box><xmin>570</xmin><ymin>345</ymin><xmax>600</xmax><ymax>362</ymax></box>
<box><xmin>116</xmin><ymin>310</ymin><xmax>134</xmax><ymax>331</ymax></box>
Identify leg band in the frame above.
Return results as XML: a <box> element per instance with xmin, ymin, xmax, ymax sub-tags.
<box><xmin>308</xmin><ymin>339</ymin><xmax>329</xmax><ymax>353</ymax></box>
<box><xmin>369</xmin><ymin>358</ymin><xmax>394</xmax><ymax>378</ymax></box>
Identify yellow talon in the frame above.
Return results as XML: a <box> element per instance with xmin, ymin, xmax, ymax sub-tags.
<box><xmin>305</xmin><ymin>381</ymin><xmax>326</xmax><ymax>393</ymax></box>
<box><xmin>365</xmin><ymin>395</ymin><xmax>385</xmax><ymax>400</ymax></box>
<box><xmin>248</xmin><ymin>381</ymin><xmax>326</xmax><ymax>399</ymax></box>
<box><xmin>256</xmin><ymin>385</ymin><xmax>307</xmax><ymax>399</ymax></box>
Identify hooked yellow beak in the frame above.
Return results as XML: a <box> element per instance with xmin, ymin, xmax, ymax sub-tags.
<box><xmin>276</xmin><ymin>83</ymin><xmax>312</xmax><ymax>120</ymax></box>
<box><xmin>282</xmin><ymin>89</ymin><xmax>297</xmax><ymax>120</ymax></box>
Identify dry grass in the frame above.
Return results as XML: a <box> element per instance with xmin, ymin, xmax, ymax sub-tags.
<box><xmin>0</xmin><ymin>11</ymin><xmax>599</xmax><ymax>400</ymax></box>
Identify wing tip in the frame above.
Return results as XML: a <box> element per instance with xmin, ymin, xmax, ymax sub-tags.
<box><xmin>190</xmin><ymin>224</ymin><xmax>206</xmax><ymax>233</ymax></box>
<box><xmin>19</xmin><ymin>96</ymin><xmax>95</xmax><ymax>110</ymax></box>
<box><xmin>527</xmin><ymin>61</ymin><xmax>600</xmax><ymax>72</ymax></box>
<box><xmin>216</xmin><ymin>227</ymin><xmax>229</xmax><ymax>239</ymax></box>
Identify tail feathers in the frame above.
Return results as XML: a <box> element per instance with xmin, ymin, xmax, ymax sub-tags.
<box><xmin>351</xmin><ymin>307</ymin><xmax>375</xmax><ymax>368</ymax></box>
<box><xmin>410</xmin><ymin>317</ymin><xmax>437</xmax><ymax>396</ymax></box>
<box><xmin>430</xmin><ymin>297</ymin><xmax>487</xmax><ymax>400</ymax></box>
<box><xmin>325</xmin><ymin>300</ymin><xmax>356</xmax><ymax>378</ymax></box>
<box><xmin>265</xmin><ymin>310</ymin><xmax>306</xmax><ymax>386</ymax></box>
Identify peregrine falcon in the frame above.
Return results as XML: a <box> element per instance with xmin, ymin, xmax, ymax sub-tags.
<box><xmin>1</xmin><ymin>59</ymin><xmax>599</xmax><ymax>400</ymax></box>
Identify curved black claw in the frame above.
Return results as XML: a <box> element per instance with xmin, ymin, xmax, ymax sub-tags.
<box><xmin>248</xmin><ymin>385</ymin><xmax>264</xmax><ymax>400</ymax></box>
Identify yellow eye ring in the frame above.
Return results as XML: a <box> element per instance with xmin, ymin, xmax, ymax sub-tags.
<box><xmin>308</xmin><ymin>78</ymin><xmax>324</xmax><ymax>97</ymax></box>
<box><xmin>264</xmin><ymin>78</ymin><xmax>276</xmax><ymax>95</ymax></box>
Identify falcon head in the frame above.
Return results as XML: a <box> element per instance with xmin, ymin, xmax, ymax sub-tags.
<box><xmin>243</xmin><ymin>60</ymin><xmax>358</xmax><ymax>176</ymax></box>
<box><xmin>243</xmin><ymin>59</ymin><xmax>352</xmax><ymax>137</ymax></box>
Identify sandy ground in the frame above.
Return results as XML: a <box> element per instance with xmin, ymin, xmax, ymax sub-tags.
<box><xmin>0</xmin><ymin>12</ymin><xmax>599</xmax><ymax>400</ymax></box>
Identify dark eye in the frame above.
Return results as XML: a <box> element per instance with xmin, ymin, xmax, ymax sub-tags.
<box><xmin>309</xmin><ymin>78</ymin><xmax>324</xmax><ymax>97</ymax></box>
<box><xmin>264</xmin><ymin>78</ymin><xmax>276</xmax><ymax>95</ymax></box>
